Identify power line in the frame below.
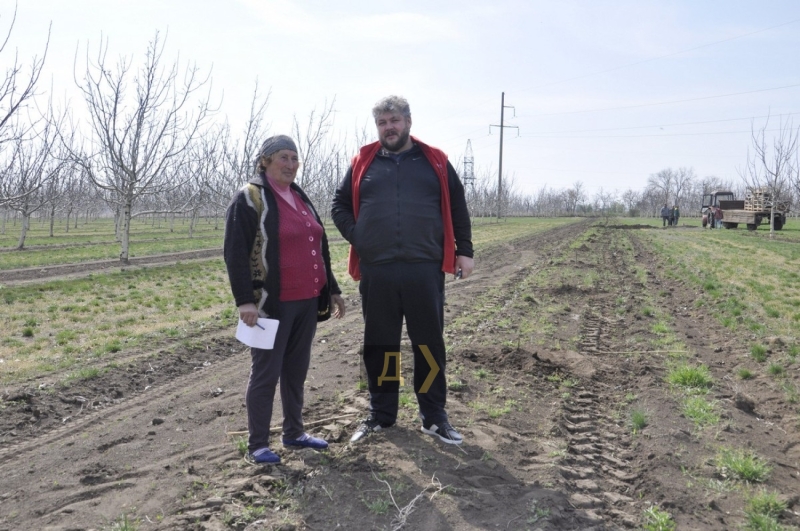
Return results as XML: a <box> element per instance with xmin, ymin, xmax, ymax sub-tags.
<box><xmin>523</xmin><ymin>83</ymin><xmax>800</xmax><ymax>118</ymax></box>
<box><xmin>519</xmin><ymin>127</ymin><xmax>791</xmax><ymax>139</ymax></box>
<box><xmin>519</xmin><ymin>112</ymin><xmax>800</xmax><ymax>135</ymax></box>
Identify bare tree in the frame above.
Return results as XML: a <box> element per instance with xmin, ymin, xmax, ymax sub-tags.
<box><xmin>74</xmin><ymin>31</ymin><xmax>215</xmax><ymax>262</ymax></box>
<box><xmin>621</xmin><ymin>188</ymin><xmax>641</xmax><ymax>216</ymax></box>
<box><xmin>0</xmin><ymin>8</ymin><xmax>50</xmax><ymax>206</ymax></box>
<box><xmin>205</xmin><ymin>83</ymin><xmax>271</xmax><ymax>217</ymax></box>
<box><xmin>673</xmin><ymin>167</ymin><xmax>695</xmax><ymax>209</ymax></box>
<box><xmin>741</xmin><ymin>115</ymin><xmax>798</xmax><ymax>236</ymax></box>
<box><xmin>3</xmin><ymin>120</ymin><xmax>66</xmax><ymax>249</ymax></box>
<box><xmin>563</xmin><ymin>181</ymin><xmax>585</xmax><ymax>216</ymax></box>
<box><xmin>593</xmin><ymin>187</ymin><xmax>618</xmax><ymax>225</ymax></box>
<box><xmin>647</xmin><ymin>168</ymin><xmax>675</xmax><ymax>206</ymax></box>
<box><xmin>292</xmin><ymin>99</ymin><xmax>342</xmax><ymax>220</ymax></box>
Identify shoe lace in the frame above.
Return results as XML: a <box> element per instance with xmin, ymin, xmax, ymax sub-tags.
<box><xmin>439</xmin><ymin>422</ymin><xmax>459</xmax><ymax>436</ymax></box>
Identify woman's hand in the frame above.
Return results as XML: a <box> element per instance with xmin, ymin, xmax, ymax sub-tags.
<box><xmin>332</xmin><ymin>294</ymin><xmax>346</xmax><ymax>319</ymax></box>
<box><xmin>238</xmin><ymin>302</ymin><xmax>260</xmax><ymax>326</ymax></box>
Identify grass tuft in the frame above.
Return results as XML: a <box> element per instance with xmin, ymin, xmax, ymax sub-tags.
<box><xmin>751</xmin><ymin>344</ymin><xmax>768</xmax><ymax>363</ymax></box>
<box><xmin>682</xmin><ymin>396</ymin><xmax>720</xmax><ymax>427</ymax></box>
<box><xmin>767</xmin><ymin>363</ymin><xmax>784</xmax><ymax>377</ymax></box>
<box><xmin>667</xmin><ymin>364</ymin><xmax>713</xmax><ymax>390</ymax></box>
<box><xmin>738</xmin><ymin>368</ymin><xmax>754</xmax><ymax>380</ymax></box>
<box><xmin>630</xmin><ymin>408</ymin><xmax>648</xmax><ymax>434</ymax></box>
<box><xmin>746</xmin><ymin>489</ymin><xmax>786</xmax><ymax>520</ymax></box>
<box><xmin>715</xmin><ymin>447</ymin><xmax>772</xmax><ymax>483</ymax></box>
<box><xmin>642</xmin><ymin>505</ymin><xmax>676</xmax><ymax>531</ymax></box>
<box><xmin>234</xmin><ymin>436</ymin><xmax>248</xmax><ymax>457</ymax></box>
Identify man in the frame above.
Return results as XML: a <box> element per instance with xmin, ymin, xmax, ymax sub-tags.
<box><xmin>660</xmin><ymin>204</ymin><xmax>670</xmax><ymax>227</ymax></box>
<box><xmin>332</xmin><ymin>95</ymin><xmax>474</xmax><ymax>445</ymax></box>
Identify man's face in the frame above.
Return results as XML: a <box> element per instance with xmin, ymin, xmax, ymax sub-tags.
<box><xmin>376</xmin><ymin>112</ymin><xmax>412</xmax><ymax>153</ymax></box>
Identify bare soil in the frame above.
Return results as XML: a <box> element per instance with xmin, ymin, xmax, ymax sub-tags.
<box><xmin>1</xmin><ymin>219</ymin><xmax>798</xmax><ymax>530</ymax></box>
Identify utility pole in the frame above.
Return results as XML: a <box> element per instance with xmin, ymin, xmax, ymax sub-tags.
<box><xmin>490</xmin><ymin>92</ymin><xmax>518</xmax><ymax>220</ymax></box>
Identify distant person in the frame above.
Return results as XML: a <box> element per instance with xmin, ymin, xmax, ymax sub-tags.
<box><xmin>715</xmin><ymin>206</ymin><xmax>724</xmax><ymax>228</ymax></box>
<box><xmin>332</xmin><ymin>95</ymin><xmax>473</xmax><ymax>445</ymax></box>
<box><xmin>661</xmin><ymin>204</ymin><xmax>670</xmax><ymax>227</ymax></box>
<box><xmin>672</xmin><ymin>205</ymin><xmax>680</xmax><ymax>226</ymax></box>
<box><xmin>224</xmin><ymin>135</ymin><xmax>346</xmax><ymax>464</ymax></box>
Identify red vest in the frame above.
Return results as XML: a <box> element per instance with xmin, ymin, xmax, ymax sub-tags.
<box><xmin>347</xmin><ymin>136</ymin><xmax>456</xmax><ymax>280</ymax></box>
<box><xmin>274</xmin><ymin>189</ymin><xmax>327</xmax><ymax>301</ymax></box>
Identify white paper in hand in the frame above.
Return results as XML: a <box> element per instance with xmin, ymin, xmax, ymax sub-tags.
<box><xmin>236</xmin><ymin>318</ymin><xmax>280</xmax><ymax>349</ymax></box>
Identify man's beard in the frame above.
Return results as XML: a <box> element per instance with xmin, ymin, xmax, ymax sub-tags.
<box><xmin>380</xmin><ymin>128</ymin><xmax>411</xmax><ymax>153</ymax></box>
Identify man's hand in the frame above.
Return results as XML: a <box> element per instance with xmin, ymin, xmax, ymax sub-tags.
<box><xmin>455</xmin><ymin>255</ymin><xmax>474</xmax><ymax>279</ymax></box>
<box><xmin>238</xmin><ymin>302</ymin><xmax>259</xmax><ymax>327</ymax></box>
<box><xmin>332</xmin><ymin>294</ymin><xmax>346</xmax><ymax>319</ymax></box>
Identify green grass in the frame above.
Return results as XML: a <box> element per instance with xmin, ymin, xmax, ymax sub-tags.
<box><xmin>715</xmin><ymin>447</ymin><xmax>772</xmax><ymax>483</ymax></box>
<box><xmin>746</xmin><ymin>490</ymin><xmax>786</xmax><ymax>520</ymax></box>
<box><xmin>234</xmin><ymin>436</ymin><xmax>248</xmax><ymax>457</ymax></box>
<box><xmin>0</xmin><ymin>261</ymin><xmax>238</xmax><ymax>384</ymax></box>
<box><xmin>642</xmin><ymin>505</ymin><xmax>676</xmax><ymax>531</ymax></box>
<box><xmin>667</xmin><ymin>364</ymin><xmax>713</xmax><ymax>391</ymax></box>
<box><xmin>636</xmin><ymin>219</ymin><xmax>800</xmax><ymax>348</ymax></box>
<box><xmin>448</xmin><ymin>379</ymin><xmax>466</xmax><ymax>391</ymax></box>
<box><xmin>743</xmin><ymin>490</ymin><xmax>789</xmax><ymax>531</ymax></box>
<box><xmin>630</xmin><ymin>408</ymin><xmax>648</xmax><ymax>434</ymax></box>
<box><xmin>682</xmin><ymin>396</ymin><xmax>720</xmax><ymax>427</ymax></box>
<box><xmin>474</xmin><ymin>368</ymin><xmax>489</xmax><ymax>380</ymax></box>
<box><xmin>738</xmin><ymin>368</ymin><xmax>754</xmax><ymax>380</ymax></box>
<box><xmin>364</xmin><ymin>498</ymin><xmax>390</xmax><ymax>515</ymax></box>
<box><xmin>767</xmin><ymin>363</ymin><xmax>785</xmax><ymax>377</ymax></box>
<box><xmin>751</xmin><ymin>344</ymin><xmax>768</xmax><ymax>362</ymax></box>
<box><xmin>106</xmin><ymin>513</ymin><xmax>140</xmax><ymax>531</ymax></box>
<box><xmin>0</xmin><ymin>217</ymin><xmax>226</xmax><ymax>269</ymax></box>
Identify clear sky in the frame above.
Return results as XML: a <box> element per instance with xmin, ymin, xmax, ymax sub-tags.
<box><xmin>3</xmin><ymin>0</ymin><xmax>799</xmax><ymax>196</ymax></box>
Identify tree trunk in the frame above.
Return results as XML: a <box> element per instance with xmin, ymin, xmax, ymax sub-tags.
<box><xmin>17</xmin><ymin>210</ymin><xmax>29</xmax><ymax>250</ymax></box>
<box><xmin>49</xmin><ymin>203</ymin><xmax>56</xmax><ymax>237</ymax></box>
<box><xmin>189</xmin><ymin>209</ymin><xmax>199</xmax><ymax>238</ymax></box>
<box><xmin>115</xmin><ymin>206</ymin><xmax>122</xmax><ymax>242</ymax></box>
<box><xmin>120</xmin><ymin>195</ymin><xmax>133</xmax><ymax>263</ymax></box>
<box><xmin>769</xmin><ymin>203</ymin><xmax>776</xmax><ymax>239</ymax></box>
<box><xmin>169</xmin><ymin>212</ymin><xmax>175</xmax><ymax>233</ymax></box>
<box><xmin>65</xmin><ymin>208</ymin><xmax>72</xmax><ymax>233</ymax></box>
<box><xmin>1</xmin><ymin>210</ymin><xmax>6</xmax><ymax>235</ymax></box>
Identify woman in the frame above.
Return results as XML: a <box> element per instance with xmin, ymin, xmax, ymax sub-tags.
<box><xmin>224</xmin><ymin>135</ymin><xmax>346</xmax><ymax>464</ymax></box>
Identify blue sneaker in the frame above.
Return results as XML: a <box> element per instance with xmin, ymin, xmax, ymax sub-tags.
<box><xmin>282</xmin><ymin>433</ymin><xmax>328</xmax><ymax>450</ymax></box>
<box><xmin>248</xmin><ymin>447</ymin><xmax>280</xmax><ymax>464</ymax></box>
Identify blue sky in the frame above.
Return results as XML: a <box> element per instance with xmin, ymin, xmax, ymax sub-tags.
<box><xmin>3</xmin><ymin>0</ymin><xmax>799</xmax><ymax>195</ymax></box>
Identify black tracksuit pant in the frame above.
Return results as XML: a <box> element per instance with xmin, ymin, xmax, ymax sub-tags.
<box><xmin>359</xmin><ymin>261</ymin><xmax>448</xmax><ymax>427</ymax></box>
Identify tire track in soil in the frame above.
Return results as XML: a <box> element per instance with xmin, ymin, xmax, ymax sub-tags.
<box><xmin>554</xmin><ymin>228</ymin><xmax>643</xmax><ymax>529</ymax></box>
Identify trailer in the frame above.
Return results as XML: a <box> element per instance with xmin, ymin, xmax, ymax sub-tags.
<box><xmin>702</xmin><ymin>189</ymin><xmax>788</xmax><ymax>231</ymax></box>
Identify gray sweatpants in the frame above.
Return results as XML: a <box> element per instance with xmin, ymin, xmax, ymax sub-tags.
<box><xmin>246</xmin><ymin>298</ymin><xmax>317</xmax><ymax>452</ymax></box>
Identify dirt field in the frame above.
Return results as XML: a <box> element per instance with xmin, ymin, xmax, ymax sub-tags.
<box><xmin>1</xmin><ymin>219</ymin><xmax>799</xmax><ymax>530</ymax></box>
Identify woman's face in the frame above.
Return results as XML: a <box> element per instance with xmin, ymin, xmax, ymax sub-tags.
<box><xmin>265</xmin><ymin>149</ymin><xmax>300</xmax><ymax>186</ymax></box>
